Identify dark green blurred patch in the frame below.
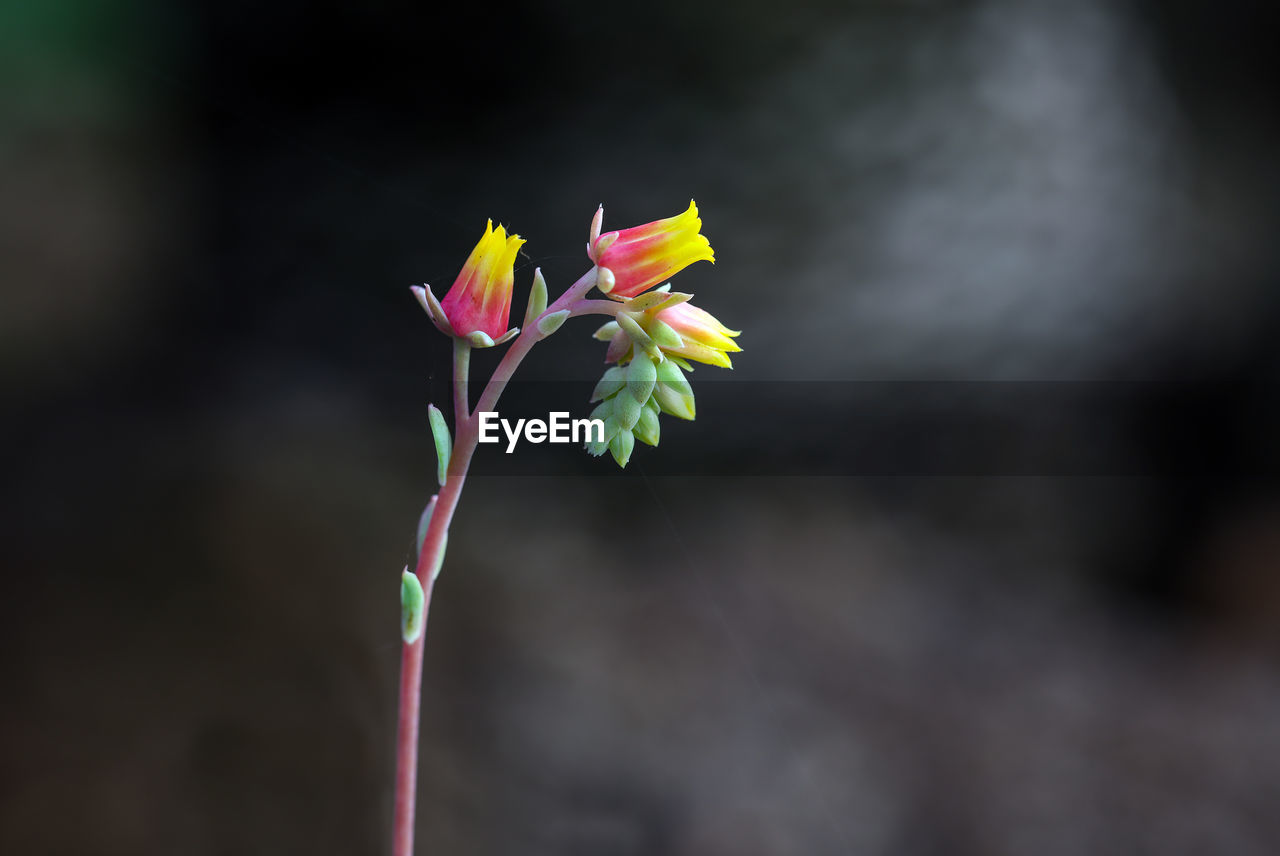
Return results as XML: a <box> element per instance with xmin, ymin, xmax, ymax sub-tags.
<box><xmin>0</xmin><ymin>0</ymin><xmax>181</xmax><ymax>124</ymax></box>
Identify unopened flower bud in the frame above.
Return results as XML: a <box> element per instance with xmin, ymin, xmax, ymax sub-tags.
<box><xmin>652</xmin><ymin>301</ymin><xmax>741</xmax><ymax>368</ymax></box>
<box><xmin>652</xmin><ymin>379</ymin><xmax>696</xmax><ymax>420</ymax></box>
<box><xmin>625</xmin><ymin>354</ymin><xmax>658</xmax><ymax>402</ymax></box>
<box><xmin>614</xmin><ymin>388</ymin><xmax>642</xmax><ymax>430</ymax></box>
<box><xmin>655</xmin><ymin>359</ymin><xmax>692</xmax><ymax>396</ymax></box>
<box><xmin>439</xmin><ymin>220</ymin><xmax>524</xmax><ymax>345</ymax></box>
<box><xmin>633</xmin><ymin>403</ymin><xmax>661</xmax><ymax>447</ymax></box>
<box><xmin>584</xmin><ymin>400</ymin><xmax>613</xmax><ymax>457</ymax></box>
<box><xmin>591</xmin><ymin>366</ymin><xmax>627</xmax><ymax>402</ymax></box>
<box><xmin>609</xmin><ymin>428</ymin><xmax>635</xmax><ymax>468</ymax></box>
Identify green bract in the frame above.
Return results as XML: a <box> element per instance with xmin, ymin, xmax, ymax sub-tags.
<box><xmin>428</xmin><ymin>404</ymin><xmax>451</xmax><ymax>486</ymax></box>
<box><xmin>401</xmin><ymin>569</ymin><xmax>425</xmax><ymax>643</ymax></box>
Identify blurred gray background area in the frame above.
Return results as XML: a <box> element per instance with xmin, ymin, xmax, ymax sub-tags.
<box><xmin>3</xmin><ymin>0</ymin><xmax>1279</xmax><ymax>853</ymax></box>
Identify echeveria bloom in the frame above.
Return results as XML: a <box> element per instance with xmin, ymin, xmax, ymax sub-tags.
<box><xmin>440</xmin><ymin>220</ymin><xmax>525</xmax><ymax>344</ymax></box>
<box><xmin>592</xmin><ymin>201</ymin><xmax>714</xmax><ymax>299</ymax></box>
<box><xmin>594</xmin><ymin>296</ymin><xmax>742</xmax><ymax>369</ymax></box>
<box><xmin>652</xmin><ymin>301</ymin><xmax>742</xmax><ymax>369</ymax></box>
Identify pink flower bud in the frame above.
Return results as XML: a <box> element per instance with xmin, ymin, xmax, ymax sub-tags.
<box><xmin>440</xmin><ymin>220</ymin><xmax>525</xmax><ymax>342</ymax></box>
<box><xmin>652</xmin><ymin>301</ymin><xmax>742</xmax><ymax>369</ymax></box>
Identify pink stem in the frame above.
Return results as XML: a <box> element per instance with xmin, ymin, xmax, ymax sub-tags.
<box><xmin>568</xmin><ymin>298</ymin><xmax>621</xmax><ymax>318</ymax></box>
<box><xmin>473</xmin><ymin>268</ymin><xmax>602</xmax><ymax>416</ymax></box>
<box><xmin>391</xmin><ymin>266</ymin><xmax>603</xmax><ymax>856</ymax></box>
<box><xmin>391</xmin><ymin>343</ymin><xmax>475</xmax><ymax>856</ymax></box>
<box><xmin>452</xmin><ymin>338</ymin><xmax>471</xmax><ymax>421</ymax></box>
<box><xmin>391</xmin><ymin>625</ymin><xmax>425</xmax><ymax>856</ymax></box>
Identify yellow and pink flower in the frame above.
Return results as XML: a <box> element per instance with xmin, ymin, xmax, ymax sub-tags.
<box><xmin>595</xmin><ymin>293</ymin><xmax>742</xmax><ymax>369</ymax></box>
<box><xmin>651</xmin><ymin>300</ymin><xmax>741</xmax><ymax>369</ymax></box>
<box><xmin>591</xmin><ymin>201</ymin><xmax>714</xmax><ymax>299</ymax></box>
<box><xmin>438</xmin><ymin>220</ymin><xmax>525</xmax><ymax>345</ymax></box>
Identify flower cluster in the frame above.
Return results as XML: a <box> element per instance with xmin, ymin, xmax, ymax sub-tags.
<box><xmin>583</xmin><ymin>201</ymin><xmax>740</xmax><ymax>467</ymax></box>
<box><xmin>397</xmin><ymin>198</ymin><xmax>742</xmax><ymax>856</ymax></box>
<box><xmin>411</xmin><ymin>200</ymin><xmax>741</xmax><ymax>468</ymax></box>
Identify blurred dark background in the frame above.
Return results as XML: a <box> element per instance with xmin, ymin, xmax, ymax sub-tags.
<box><xmin>3</xmin><ymin>0</ymin><xmax>1280</xmax><ymax>853</ymax></box>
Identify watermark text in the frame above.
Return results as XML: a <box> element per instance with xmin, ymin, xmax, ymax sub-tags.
<box><xmin>477</xmin><ymin>411</ymin><xmax>604</xmax><ymax>453</ymax></box>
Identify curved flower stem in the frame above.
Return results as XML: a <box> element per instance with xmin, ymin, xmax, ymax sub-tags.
<box><xmin>567</xmin><ymin>298</ymin><xmax>620</xmax><ymax>318</ymax></box>
<box><xmin>392</xmin><ymin>334</ymin><xmax>477</xmax><ymax>856</ymax></box>
<box><xmin>390</xmin><ymin>464</ymin><xmax>470</xmax><ymax>856</ymax></box>
<box><xmin>391</xmin><ymin>265</ymin><xmax>605</xmax><ymax>856</ymax></box>
<box><xmin>473</xmin><ymin>267</ymin><xmax>602</xmax><ymax>415</ymax></box>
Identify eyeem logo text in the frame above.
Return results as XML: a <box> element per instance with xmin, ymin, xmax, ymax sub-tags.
<box><xmin>478</xmin><ymin>412</ymin><xmax>605</xmax><ymax>454</ymax></box>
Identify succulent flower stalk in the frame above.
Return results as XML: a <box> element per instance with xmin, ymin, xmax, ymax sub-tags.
<box><xmin>398</xmin><ymin>201</ymin><xmax>739</xmax><ymax>856</ymax></box>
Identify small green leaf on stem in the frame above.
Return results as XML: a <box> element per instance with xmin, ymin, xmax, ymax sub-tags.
<box><xmin>524</xmin><ymin>267</ymin><xmax>548</xmax><ymax>326</ymax></box>
<box><xmin>401</xmin><ymin>568</ymin><xmax>425</xmax><ymax>644</ymax></box>
<box><xmin>536</xmin><ymin>309</ymin><xmax>570</xmax><ymax>338</ymax></box>
<box><xmin>428</xmin><ymin>404</ymin><xmax>451</xmax><ymax>486</ymax></box>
